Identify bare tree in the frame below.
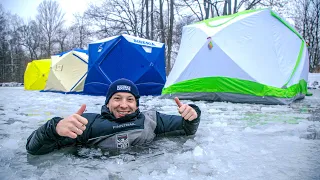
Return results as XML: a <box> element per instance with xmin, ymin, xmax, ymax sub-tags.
<box><xmin>85</xmin><ymin>0</ymin><xmax>145</xmax><ymax>38</ymax></box>
<box><xmin>145</xmin><ymin>0</ymin><xmax>149</xmax><ymax>38</ymax></box>
<box><xmin>177</xmin><ymin>0</ymin><xmax>287</xmax><ymax>21</ymax></box>
<box><xmin>0</xmin><ymin>5</ymin><xmax>9</xmax><ymax>82</ymax></box>
<box><xmin>166</xmin><ymin>0</ymin><xmax>175</xmax><ymax>75</ymax></box>
<box><xmin>176</xmin><ymin>0</ymin><xmax>204</xmax><ymax>21</ymax></box>
<box><xmin>140</xmin><ymin>0</ymin><xmax>145</xmax><ymax>37</ymax></box>
<box><xmin>55</xmin><ymin>28</ymin><xmax>68</xmax><ymax>53</ymax></box>
<box><xmin>36</xmin><ymin>0</ymin><xmax>65</xmax><ymax>57</ymax></box>
<box><xmin>171</xmin><ymin>15</ymin><xmax>197</xmax><ymax>63</ymax></box>
<box><xmin>2</xmin><ymin>0</ymin><xmax>312</xmax><ymax>82</ymax></box>
<box><xmin>159</xmin><ymin>0</ymin><xmax>165</xmax><ymax>43</ymax></box>
<box><xmin>150</xmin><ymin>0</ymin><xmax>155</xmax><ymax>40</ymax></box>
<box><xmin>17</xmin><ymin>20</ymin><xmax>42</xmax><ymax>60</ymax></box>
<box><xmin>223</xmin><ymin>0</ymin><xmax>228</xmax><ymax>15</ymax></box>
<box><xmin>292</xmin><ymin>0</ymin><xmax>320</xmax><ymax>72</ymax></box>
<box><xmin>1</xmin><ymin>12</ymin><xmax>28</xmax><ymax>83</ymax></box>
<box><xmin>68</xmin><ymin>13</ymin><xmax>92</xmax><ymax>49</ymax></box>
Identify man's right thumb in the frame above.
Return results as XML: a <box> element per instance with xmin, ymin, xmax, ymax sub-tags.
<box><xmin>76</xmin><ymin>104</ymin><xmax>86</xmax><ymax>115</ymax></box>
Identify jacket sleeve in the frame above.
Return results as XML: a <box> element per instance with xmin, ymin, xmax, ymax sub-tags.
<box><xmin>154</xmin><ymin>104</ymin><xmax>201</xmax><ymax>136</ymax></box>
<box><xmin>26</xmin><ymin>117</ymin><xmax>77</xmax><ymax>155</ymax></box>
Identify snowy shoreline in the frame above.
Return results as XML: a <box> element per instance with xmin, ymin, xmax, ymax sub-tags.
<box><xmin>0</xmin><ymin>82</ymin><xmax>23</xmax><ymax>87</ymax></box>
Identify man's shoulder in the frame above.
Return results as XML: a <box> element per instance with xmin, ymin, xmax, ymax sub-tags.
<box><xmin>141</xmin><ymin>110</ymin><xmax>156</xmax><ymax>115</ymax></box>
<box><xmin>141</xmin><ymin>110</ymin><xmax>157</xmax><ymax>120</ymax></box>
<box><xmin>141</xmin><ymin>110</ymin><xmax>157</xmax><ymax>114</ymax></box>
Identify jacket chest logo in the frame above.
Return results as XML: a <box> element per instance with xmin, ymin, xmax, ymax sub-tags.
<box><xmin>113</xmin><ymin>122</ymin><xmax>136</xmax><ymax>129</ymax></box>
<box><xmin>116</xmin><ymin>134</ymin><xmax>129</xmax><ymax>149</ymax></box>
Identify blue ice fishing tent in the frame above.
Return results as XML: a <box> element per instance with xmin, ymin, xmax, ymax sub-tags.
<box><xmin>83</xmin><ymin>34</ymin><xmax>166</xmax><ymax>96</ymax></box>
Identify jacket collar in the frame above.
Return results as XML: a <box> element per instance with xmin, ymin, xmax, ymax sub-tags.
<box><xmin>101</xmin><ymin>105</ymin><xmax>140</xmax><ymax>123</ymax></box>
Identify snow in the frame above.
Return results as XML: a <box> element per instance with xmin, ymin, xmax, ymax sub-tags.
<box><xmin>0</xmin><ymin>87</ymin><xmax>319</xmax><ymax>180</ymax></box>
<box><xmin>1</xmin><ymin>72</ymin><xmax>320</xmax><ymax>179</ymax></box>
<box><xmin>0</xmin><ymin>82</ymin><xmax>23</xmax><ymax>87</ymax></box>
<box><xmin>308</xmin><ymin>73</ymin><xmax>320</xmax><ymax>89</ymax></box>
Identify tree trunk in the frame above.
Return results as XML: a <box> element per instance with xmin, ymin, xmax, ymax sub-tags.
<box><xmin>233</xmin><ymin>0</ymin><xmax>238</xmax><ymax>13</ymax></box>
<box><xmin>204</xmin><ymin>0</ymin><xmax>210</xmax><ymax>19</ymax></box>
<box><xmin>227</xmin><ymin>0</ymin><xmax>232</xmax><ymax>15</ymax></box>
<box><xmin>146</xmin><ymin>0</ymin><xmax>149</xmax><ymax>39</ymax></box>
<box><xmin>223</xmin><ymin>1</ymin><xmax>228</xmax><ymax>15</ymax></box>
<box><xmin>150</xmin><ymin>0</ymin><xmax>154</xmax><ymax>40</ymax></box>
<box><xmin>166</xmin><ymin>0</ymin><xmax>174</xmax><ymax>75</ymax></box>
<box><xmin>140</xmin><ymin>0</ymin><xmax>145</xmax><ymax>37</ymax></box>
<box><xmin>159</xmin><ymin>0</ymin><xmax>165</xmax><ymax>43</ymax></box>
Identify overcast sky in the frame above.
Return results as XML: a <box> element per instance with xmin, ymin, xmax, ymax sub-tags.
<box><xmin>1</xmin><ymin>0</ymin><xmax>101</xmax><ymax>24</ymax></box>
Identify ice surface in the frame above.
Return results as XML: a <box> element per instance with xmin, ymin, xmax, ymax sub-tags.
<box><xmin>308</xmin><ymin>73</ymin><xmax>320</xmax><ymax>89</ymax></box>
<box><xmin>0</xmin><ymin>87</ymin><xmax>319</xmax><ymax>180</ymax></box>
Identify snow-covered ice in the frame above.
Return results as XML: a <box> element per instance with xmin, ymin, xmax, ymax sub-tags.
<box><xmin>0</xmin><ymin>87</ymin><xmax>319</xmax><ymax>180</ymax></box>
<box><xmin>308</xmin><ymin>73</ymin><xmax>320</xmax><ymax>89</ymax></box>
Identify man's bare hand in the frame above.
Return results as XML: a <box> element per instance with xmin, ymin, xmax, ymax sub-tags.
<box><xmin>174</xmin><ymin>97</ymin><xmax>198</xmax><ymax>121</ymax></box>
<box><xmin>56</xmin><ymin>104</ymin><xmax>88</xmax><ymax>139</ymax></box>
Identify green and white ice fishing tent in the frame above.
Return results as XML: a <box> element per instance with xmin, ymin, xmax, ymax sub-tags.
<box><xmin>162</xmin><ymin>8</ymin><xmax>309</xmax><ymax>105</ymax></box>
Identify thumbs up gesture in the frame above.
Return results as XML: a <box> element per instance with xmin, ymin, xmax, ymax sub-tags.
<box><xmin>174</xmin><ymin>97</ymin><xmax>198</xmax><ymax>121</ymax></box>
<box><xmin>56</xmin><ymin>104</ymin><xmax>88</xmax><ymax>139</ymax></box>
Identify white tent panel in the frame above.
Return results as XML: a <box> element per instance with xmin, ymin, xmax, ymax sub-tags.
<box><xmin>165</xmin><ymin>26</ymin><xmax>208</xmax><ymax>87</ymax></box>
<box><xmin>73</xmin><ymin>51</ymin><xmax>89</xmax><ymax>63</ymax></box>
<box><xmin>72</xmin><ymin>74</ymin><xmax>87</xmax><ymax>92</ymax></box>
<box><xmin>174</xmin><ymin>40</ymin><xmax>256</xmax><ymax>85</ymax></box>
<box><xmin>45</xmin><ymin>50</ymin><xmax>88</xmax><ymax>92</ymax></box>
<box><xmin>212</xmin><ymin>10</ymin><xmax>302</xmax><ymax>87</ymax></box>
<box><xmin>199</xmin><ymin>11</ymin><xmax>261</xmax><ymax>37</ymax></box>
<box><xmin>287</xmin><ymin>45</ymin><xmax>309</xmax><ymax>87</ymax></box>
<box><xmin>55</xmin><ymin>53</ymin><xmax>87</xmax><ymax>91</ymax></box>
<box><xmin>45</xmin><ymin>71</ymin><xmax>67</xmax><ymax>91</ymax></box>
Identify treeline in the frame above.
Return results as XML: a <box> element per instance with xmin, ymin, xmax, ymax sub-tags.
<box><xmin>0</xmin><ymin>0</ymin><xmax>319</xmax><ymax>83</ymax></box>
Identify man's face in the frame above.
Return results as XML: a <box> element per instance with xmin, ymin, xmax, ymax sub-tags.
<box><xmin>107</xmin><ymin>92</ymin><xmax>138</xmax><ymax>118</ymax></box>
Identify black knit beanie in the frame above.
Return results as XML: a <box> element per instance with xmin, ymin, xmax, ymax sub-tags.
<box><xmin>105</xmin><ymin>78</ymin><xmax>140</xmax><ymax>106</ymax></box>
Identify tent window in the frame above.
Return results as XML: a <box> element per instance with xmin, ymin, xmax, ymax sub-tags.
<box><xmin>142</xmin><ymin>46</ymin><xmax>152</xmax><ymax>53</ymax></box>
<box><xmin>55</xmin><ymin>65</ymin><xmax>63</xmax><ymax>71</ymax></box>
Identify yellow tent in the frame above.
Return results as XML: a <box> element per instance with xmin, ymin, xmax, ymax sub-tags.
<box><xmin>24</xmin><ymin>59</ymin><xmax>51</xmax><ymax>90</ymax></box>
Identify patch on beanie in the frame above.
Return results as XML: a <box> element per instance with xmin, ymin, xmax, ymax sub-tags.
<box><xmin>117</xmin><ymin>85</ymin><xmax>131</xmax><ymax>91</ymax></box>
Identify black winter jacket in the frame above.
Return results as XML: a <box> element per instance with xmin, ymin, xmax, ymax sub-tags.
<box><xmin>26</xmin><ymin>104</ymin><xmax>201</xmax><ymax>155</ymax></box>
